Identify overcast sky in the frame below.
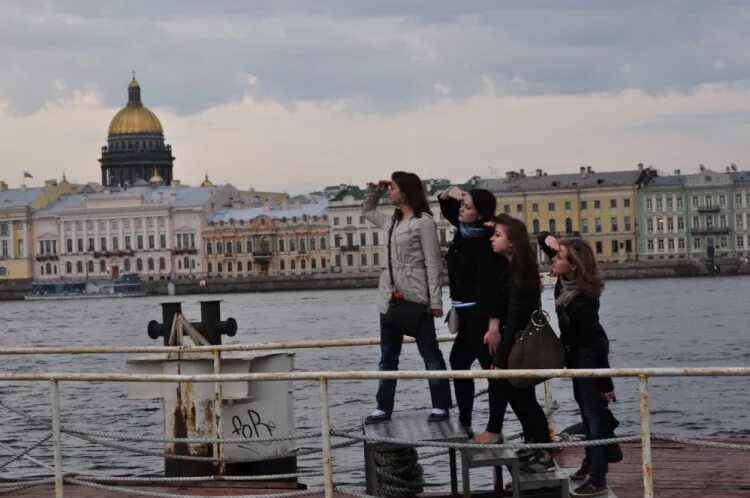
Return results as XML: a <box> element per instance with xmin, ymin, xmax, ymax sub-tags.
<box><xmin>2</xmin><ymin>1</ymin><xmax>750</xmax><ymax>193</ymax></box>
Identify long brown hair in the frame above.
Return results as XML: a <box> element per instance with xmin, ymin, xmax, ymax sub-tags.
<box><xmin>391</xmin><ymin>171</ymin><xmax>432</xmax><ymax>220</ymax></box>
<box><xmin>560</xmin><ymin>238</ymin><xmax>604</xmax><ymax>297</ymax></box>
<box><xmin>492</xmin><ymin>214</ymin><xmax>540</xmax><ymax>291</ymax></box>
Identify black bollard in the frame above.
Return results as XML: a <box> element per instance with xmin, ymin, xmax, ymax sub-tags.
<box><xmin>147</xmin><ymin>302</ymin><xmax>183</xmax><ymax>345</ymax></box>
<box><xmin>194</xmin><ymin>300</ymin><xmax>237</xmax><ymax>345</ymax></box>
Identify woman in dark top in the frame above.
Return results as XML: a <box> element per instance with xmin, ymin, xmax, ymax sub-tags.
<box><xmin>538</xmin><ymin>232</ymin><xmax>618</xmax><ymax>497</ymax></box>
<box><xmin>488</xmin><ymin>214</ymin><xmax>553</xmax><ymax>473</ymax></box>
<box><xmin>439</xmin><ymin>187</ymin><xmax>506</xmax><ymax>441</ymax></box>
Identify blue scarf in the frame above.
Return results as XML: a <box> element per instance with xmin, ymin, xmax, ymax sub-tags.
<box><xmin>459</xmin><ymin>222</ymin><xmax>489</xmax><ymax>238</ymax></box>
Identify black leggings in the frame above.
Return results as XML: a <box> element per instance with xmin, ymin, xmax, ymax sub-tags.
<box><xmin>449</xmin><ymin>306</ymin><xmax>505</xmax><ymax>432</ymax></box>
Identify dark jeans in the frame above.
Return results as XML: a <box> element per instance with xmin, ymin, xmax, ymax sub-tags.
<box><xmin>376</xmin><ymin>312</ymin><xmax>452</xmax><ymax>414</ymax></box>
<box><xmin>449</xmin><ymin>306</ymin><xmax>505</xmax><ymax>432</ymax></box>
<box><xmin>568</xmin><ymin>341</ymin><xmax>613</xmax><ymax>484</ymax></box>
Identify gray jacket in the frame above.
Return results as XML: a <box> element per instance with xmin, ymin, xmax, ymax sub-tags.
<box><xmin>362</xmin><ymin>186</ymin><xmax>443</xmax><ymax>314</ymax></box>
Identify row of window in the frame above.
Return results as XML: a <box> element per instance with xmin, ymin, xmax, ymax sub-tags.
<box><xmin>645</xmin><ymin>192</ymin><xmax>750</xmax><ymax>211</ymax></box>
<box><xmin>206</xmin><ymin>237</ymin><xmax>327</xmax><ymax>255</ymax></box>
<box><xmin>64</xmin><ymin>218</ymin><xmax>166</xmax><ymax>232</ymax></box>
<box><xmin>645</xmin><ymin>214</ymin><xmax>750</xmax><ymax>232</ymax></box>
<box><xmin>528</xmin><ymin>217</ymin><xmax>633</xmax><ymax>235</ymax></box>
<box><xmin>334</xmin><ymin>232</ymin><xmax>381</xmax><ymax>248</ymax></box>
<box><xmin>503</xmin><ymin>198</ymin><xmax>631</xmax><ymax>214</ymax></box>
<box><xmin>40</xmin><ymin>256</ymin><xmax>188</xmax><ymax>276</ymax></box>
<box><xmin>206</xmin><ymin>257</ymin><xmax>327</xmax><ymax>273</ymax></box>
<box><xmin>0</xmin><ymin>223</ymin><xmax>10</xmax><ymax>236</ymax></box>
<box><xmin>54</xmin><ymin>233</ymin><xmax>171</xmax><ymax>254</ymax></box>
<box><xmin>109</xmin><ymin>139</ymin><xmax>163</xmax><ymax>151</ymax></box>
<box><xmin>334</xmin><ymin>253</ymin><xmax>382</xmax><ymax>267</ymax></box>
<box><xmin>645</xmin><ymin>237</ymin><xmax>740</xmax><ymax>251</ymax></box>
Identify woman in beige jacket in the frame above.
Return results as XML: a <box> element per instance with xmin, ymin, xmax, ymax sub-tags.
<box><xmin>362</xmin><ymin>171</ymin><xmax>452</xmax><ymax>424</ymax></box>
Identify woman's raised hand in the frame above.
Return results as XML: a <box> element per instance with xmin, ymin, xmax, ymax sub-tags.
<box><xmin>442</xmin><ymin>186</ymin><xmax>465</xmax><ymax>201</ymax></box>
<box><xmin>544</xmin><ymin>235</ymin><xmax>560</xmax><ymax>251</ymax></box>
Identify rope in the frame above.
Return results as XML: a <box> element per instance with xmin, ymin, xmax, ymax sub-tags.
<box><xmin>0</xmin><ymin>442</ymin><xmax>55</xmax><ymax>472</ymax></box>
<box><xmin>62</xmin><ymin>426</ymin><xmax>322</xmax><ymax>444</ymax></box>
<box><xmin>653</xmin><ymin>434</ymin><xmax>750</xmax><ymax>451</ymax></box>
<box><xmin>0</xmin><ymin>432</ymin><xmax>52</xmax><ymax>470</ymax></box>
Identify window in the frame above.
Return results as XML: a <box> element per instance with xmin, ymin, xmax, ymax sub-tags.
<box><xmin>504</xmin><ymin>204</ymin><xmax>511</xmax><ymax>213</ymax></box>
<box><xmin>279</xmin><ymin>239</ymin><xmax>285</xmax><ymax>251</ymax></box>
<box><xmin>678</xmin><ymin>238</ymin><xmax>685</xmax><ymax>250</ymax></box>
<box><xmin>321</xmin><ymin>258</ymin><xmax>327</xmax><ymax>269</ymax></box>
<box><xmin>361</xmin><ymin>254</ymin><xmax>367</xmax><ymax>266</ymax></box>
<box><xmin>334</xmin><ymin>255</ymin><xmax>340</xmax><ymax>267</ymax></box>
<box><xmin>226</xmin><ymin>241</ymin><xmax>232</xmax><ymax>254</ymax></box>
<box><xmin>668</xmin><ymin>239</ymin><xmax>675</xmax><ymax>251</ymax></box>
<box><xmin>595</xmin><ymin>218</ymin><xmax>602</xmax><ymax>233</ymax></box>
<box><xmin>564</xmin><ymin>201</ymin><xmax>571</xmax><ymax>211</ymax></box>
<box><xmin>692</xmin><ymin>216</ymin><xmax>699</xmax><ymax>229</ymax></box>
<box><xmin>677</xmin><ymin>217</ymin><xmax>685</xmax><ymax>230</ymax></box>
<box><xmin>360</xmin><ymin>233</ymin><xmax>367</xmax><ymax>246</ymax></box>
<box><xmin>148</xmin><ymin>235</ymin><xmax>155</xmax><ymax>249</ymax></box>
<box><xmin>373</xmin><ymin>253</ymin><xmax>380</xmax><ymax>266</ymax></box>
<box><xmin>693</xmin><ymin>238</ymin><xmax>701</xmax><ymax>249</ymax></box>
<box><xmin>321</xmin><ymin>237</ymin><xmax>327</xmax><ymax>250</ymax></box>
<box><xmin>624</xmin><ymin>198</ymin><xmax>631</xmax><ymax>208</ymax></box>
<box><xmin>625</xmin><ymin>240</ymin><xmax>632</xmax><ymax>253</ymax></box>
<box><xmin>66</xmin><ymin>239</ymin><xmax>73</xmax><ymax>253</ymax></box>
<box><xmin>532</xmin><ymin>203</ymin><xmax>539</xmax><ymax>213</ymax></box>
<box><xmin>656</xmin><ymin>198</ymin><xmax>663</xmax><ymax>210</ymax></box>
<box><xmin>737</xmin><ymin>215</ymin><xmax>744</xmax><ymax>230</ymax></box>
<box><xmin>610</xmin><ymin>199</ymin><xmax>617</xmax><ymax>209</ymax></box>
<box><xmin>333</xmin><ymin>217</ymin><xmax>339</xmax><ymax>226</ymax></box>
<box><xmin>666</xmin><ymin>198</ymin><xmax>673</xmax><ymax>209</ymax></box>
<box><xmin>565</xmin><ymin>218</ymin><xmax>573</xmax><ymax>233</ymax></box>
<box><xmin>207</xmin><ymin>262</ymin><xmax>212</xmax><ymax>273</ymax></box>
<box><xmin>247</xmin><ymin>261</ymin><xmax>253</xmax><ymax>272</ymax></box>
<box><xmin>246</xmin><ymin>240</ymin><xmax>252</xmax><ymax>253</ymax></box>
<box><xmin>100</xmin><ymin>260</ymin><xmax>106</xmax><ymax>273</ymax></box>
<box><xmin>719</xmin><ymin>194</ymin><xmax>727</xmax><ymax>207</ymax></box>
<box><xmin>346</xmin><ymin>254</ymin><xmax>353</xmax><ymax>266</ymax></box>
<box><xmin>217</xmin><ymin>262</ymin><xmax>223</xmax><ymax>273</ymax></box>
<box><xmin>737</xmin><ymin>236</ymin><xmax>745</xmax><ymax>248</ymax></box>
<box><xmin>66</xmin><ymin>261</ymin><xmax>72</xmax><ymax>274</ymax></box>
<box><xmin>624</xmin><ymin>216</ymin><xmax>632</xmax><ymax>231</ymax></box>
<box><xmin>646</xmin><ymin>198</ymin><xmax>653</xmax><ymax>210</ymax></box>
<box><xmin>549</xmin><ymin>219</ymin><xmax>556</xmax><ymax>233</ymax></box>
<box><xmin>595</xmin><ymin>241</ymin><xmax>602</xmax><ymax>254</ymax></box>
<box><xmin>227</xmin><ymin>261</ymin><xmax>233</xmax><ymax>272</ymax></box>
<box><xmin>112</xmin><ymin>236</ymin><xmax>119</xmax><ymax>250</ymax></box>
<box><xmin>360</xmin><ymin>216</ymin><xmax>365</xmax><ymax>225</ymax></box>
<box><xmin>137</xmin><ymin>235</ymin><xmax>143</xmax><ymax>250</ymax></box>
<box><xmin>136</xmin><ymin>259</ymin><xmax>142</xmax><ymax>271</ymax></box>
<box><xmin>372</xmin><ymin>233</ymin><xmax>379</xmax><ymax>246</ymax></box>
<box><xmin>735</xmin><ymin>193</ymin><xmax>743</xmax><ymax>206</ymax></box>
<box><xmin>581</xmin><ymin>200</ymin><xmax>588</xmax><ymax>210</ymax></box>
<box><xmin>124</xmin><ymin>259</ymin><xmax>130</xmax><ymax>272</ymax></box>
<box><xmin>611</xmin><ymin>240</ymin><xmax>619</xmax><ymax>253</ymax></box>
<box><xmin>517</xmin><ymin>204</ymin><xmax>523</xmax><ymax>213</ymax></box>
<box><xmin>310</xmin><ymin>258</ymin><xmax>316</xmax><ymax>269</ymax></box>
<box><xmin>125</xmin><ymin>236</ymin><xmax>131</xmax><ymax>250</ymax></box>
<box><xmin>721</xmin><ymin>237</ymin><xmax>728</xmax><ymax>248</ymax></box>
<box><xmin>548</xmin><ymin>202</ymin><xmax>555</xmax><ymax>212</ymax></box>
<box><xmin>301</xmin><ymin>259</ymin><xmax>306</xmax><ymax>270</ymax></box>
<box><xmin>77</xmin><ymin>261</ymin><xmax>83</xmax><ymax>273</ymax></box>
<box><xmin>594</xmin><ymin>200</ymin><xmax>601</xmax><ymax>209</ymax></box>
<box><xmin>236</xmin><ymin>241</ymin><xmax>242</xmax><ymax>254</ymax></box>
<box><xmin>656</xmin><ymin>218</ymin><xmax>664</xmax><ymax>232</ymax></box>
<box><xmin>667</xmin><ymin>218</ymin><xmax>674</xmax><ymax>231</ymax></box>
<box><xmin>100</xmin><ymin>237</ymin><xmax>107</xmax><ymax>251</ymax></box>
<box><xmin>532</xmin><ymin>219</ymin><xmax>540</xmax><ymax>233</ymax></box>
<box><xmin>207</xmin><ymin>242</ymin><xmax>213</xmax><ymax>255</ymax></box>
<box><xmin>692</xmin><ymin>196</ymin><xmax>699</xmax><ymax>208</ymax></box>
<box><xmin>705</xmin><ymin>195</ymin><xmax>712</xmax><ymax>207</ymax></box>
<box><xmin>148</xmin><ymin>258</ymin><xmax>154</xmax><ymax>271</ymax></box>
<box><xmin>346</xmin><ymin>233</ymin><xmax>353</xmax><ymax>247</ymax></box>
<box><xmin>610</xmin><ymin>217</ymin><xmax>618</xmax><ymax>232</ymax></box>
<box><xmin>581</xmin><ymin>219</ymin><xmax>589</xmax><ymax>234</ymax></box>
<box><xmin>280</xmin><ymin>260</ymin><xmax>285</xmax><ymax>270</ymax></box>
<box><xmin>290</xmin><ymin>239</ymin><xmax>296</xmax><ymax>251</ymax></box>
<box><xmin>719</xmin><ymin>214</ymin><xmax>727</xmax><ymax>228</ymax></box>
<box><xmin>647</xmin><ymin>219</ymin><xmax>654</xmax><ymax>232</ymax></box>
<box><xmin>183</xmin><ymin>256</ymin><xmax>189</xmax><ymax>270</ymax></box>
<box><xmin>676</xmin><ymin>196</ymin><xmax>683</xmax><ymax>209</ymax></box>
<box><xmin>159</xmin><ymin>257</ymin><xmax>166</xmax><ymax>270</ymax></box>
<box><xmin>77</xmin><ymin>238</ymin><xmax>84</xmax><ymax>252</ymax></box>
<box><xmin>346</xmin><ymin>216</ymin><xmax>352</xmax><ymax>225</ymax></box>
<box><xmin>657</xmin><ymin>239</ymin><xmax>664</xmax><ymax>251</ymax></box>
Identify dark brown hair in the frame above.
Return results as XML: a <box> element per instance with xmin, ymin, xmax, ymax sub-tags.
<box><xmin>391</xmin><ymin>171</ymin><xmax>432</xmax><ymax>220</ymax></box>
<box><xmin>491</xmin><ymin>214</ymin><xmax>540</xmax><ymax>291</ymax></box>
<box><xmin>560</xmin><ymin>238</ymin><xmax>605</xmax><ymax>297</ymax></box>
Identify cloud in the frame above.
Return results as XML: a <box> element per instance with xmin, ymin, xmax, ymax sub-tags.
<box><xmin>2</xmin><ymin>1</ymin><xmax>750</xmax><ymax>115</ymax></box>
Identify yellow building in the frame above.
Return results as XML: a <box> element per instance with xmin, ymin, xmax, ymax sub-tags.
<box><xmin>483</xmin><ymin>166</ymin><xmax>655</xmax><ymax>262</ymax></box>
<box><xmin>0</xmin><ymin>177</ymin><xmax>80</xmax><ymax>280</ymax></box>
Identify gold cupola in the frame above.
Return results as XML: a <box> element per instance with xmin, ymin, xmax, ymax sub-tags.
<box><xmin>108</xmin><ymin>76</ymin><xmax>164</xmax><ymax>135</ymax></box>
<box><xmin>200</xmin><ymin>173</ymin><xmax>213</xmax><ymax>187</ymax></box>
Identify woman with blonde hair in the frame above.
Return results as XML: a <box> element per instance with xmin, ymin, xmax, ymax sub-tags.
<box><xmin>538</xmin><ymin>232</ymin><xmax>619</xmax><ymax>497</ymax></box>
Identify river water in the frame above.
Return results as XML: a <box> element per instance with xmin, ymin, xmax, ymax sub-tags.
<box><xmin>1</xmin><ymin>276</ymin><xmax>749</xmax><ymax>489</ymax></box>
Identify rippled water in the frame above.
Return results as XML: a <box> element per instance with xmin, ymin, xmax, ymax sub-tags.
<box><xmin>1</xmin><ymin>276</ymin><xmax>749</xmax><ymax>489</ymax></box>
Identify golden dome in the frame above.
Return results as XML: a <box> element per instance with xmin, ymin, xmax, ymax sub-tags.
<box><xmin>108</xmin><ymin>76</ymin><xmax>164</xmax><ymax>135</ymax></box>
<box><xmin>149</xmin><ymin>170</ymin><xmax>164</xmax><ymax>184</ymax></box>
<box><xmin>200</xmin><ymin>173</ymin><xmax>213</xmax><ymax>187</ymax></box>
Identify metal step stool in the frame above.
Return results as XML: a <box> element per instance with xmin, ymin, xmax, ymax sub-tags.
<box><xmin>460</xmin><ymin>445</ymin><xmax>569</xmax><ymax>498</ymax></box>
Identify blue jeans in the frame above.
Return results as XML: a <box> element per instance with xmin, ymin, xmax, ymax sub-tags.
<box><xmin>376</xmin><ymin>313</ymin><xmax>452</xmax><ymax>414</ymax></box>
<box><xmin>568</xmin><ymin>340</ymin><xmax>612</xmax><ymax>485</ymax></box>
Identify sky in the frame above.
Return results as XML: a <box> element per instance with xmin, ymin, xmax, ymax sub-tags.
<box><xmin>2</xmin><ymin>1</ymin><xmax>750</xmax><ymax>194</ymax></box>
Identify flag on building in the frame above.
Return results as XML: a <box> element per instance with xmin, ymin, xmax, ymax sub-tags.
<box><xmin>23</xmin><ymin>171</ymin><xmax>33</xmax><ymax>179</ymax></box>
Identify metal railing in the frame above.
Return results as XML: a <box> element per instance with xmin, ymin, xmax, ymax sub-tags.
<box><xmin>1</xmin><ymin>337</ymin><xmax>749</xmax><ymax>498</ymax></box>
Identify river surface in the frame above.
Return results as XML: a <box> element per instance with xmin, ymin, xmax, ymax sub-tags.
<box><xmin>1</xmin><ymin>276</ymin><xmax>749</xmax><ymax>490</ymax></box>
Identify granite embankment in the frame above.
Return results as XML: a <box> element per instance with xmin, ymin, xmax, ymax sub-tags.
<box><xmin>2</xmin><ymin>259</ymin><xmax>748</xmax><ymax>300</ymax></box>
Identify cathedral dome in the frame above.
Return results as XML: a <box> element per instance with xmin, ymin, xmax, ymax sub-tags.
<box><xmin>108</xmin><ymin>77</ymin><xmax>164</xmax><ymax>135</ymax></box>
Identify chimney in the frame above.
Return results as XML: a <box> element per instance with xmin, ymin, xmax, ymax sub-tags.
<box><xmin>586</xmin><ymin>166</ymin><xmax>593</xmax><ymax>174</ymax></box>
<box><xmin>21</xmin><ymin>184</ymin><xmax>27</xmax><ymax>192</ymax></box>
<box><xmin>638</xmin><ymin>163</ymin><xmax>644</xmax><ymax>172</ymax></box>
<box><xmin>580</xmin><ymin>166</ymin><xmax>587</xmax><ymax>178</ymax></box>
<box><xmin>726</xmin><ymin>166</ymin><xmax>731</xmax><ymax>172</ymax></box>
<box><xmin>674</xmin><ymin>169</ymin><xmax>681</xmax><ymax>175</ymax></box>
<box><xmin>535</xmin><ymin>169</ymin><xmax>542</xmax><ymax>177</ymax></box>
<box><xmin>519</xmin><ymin>168</ymin><xmax>525</xmax><ymax>177</ymax></box>
<box><xmin>0</xmin><ymin>181</ymin><xmax>7</xmax><ymax>191</ymax></box>
<box><xmin>731</xmin><ymin>163</ymin><xmax>738</xmax><ymax>172</ymax></box>
<box><xmin>699</xmin><ymin>164</ymin><xmax>706</xmax><ymax>172</ymax></box>
<box><xmin>505</xmin><ymin>171</ymin><xmax>513</xmax><ymax>182</ymax></box>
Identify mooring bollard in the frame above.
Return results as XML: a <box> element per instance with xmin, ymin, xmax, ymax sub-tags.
<box><xmin>146</xmin><ymin>300</ymin><xmax>237</xmax><ymax>345</ymax></box>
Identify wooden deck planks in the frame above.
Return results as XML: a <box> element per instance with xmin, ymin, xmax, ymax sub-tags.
<box><xmin>555</xmin><ymin>438</ymin><xmax>750</xmax><ymax>498</ymax></box>
<box><xmin>0</xmin><ymin>485</ymin><xmax>355</xmax><ymax>498</ymax></box>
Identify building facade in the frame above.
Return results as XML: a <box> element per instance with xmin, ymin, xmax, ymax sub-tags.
<box><xmin>203</xmin><ymin>196</ymin><xmax>329</xmax><ymax>278</ymax></box>
<box><xmin>482</xmin><ymin>166</ymin><xmax>656</xmax><ymax>262</ymax></box>
<box><xmin>0</xmin><ymin>178</ymin><xmax>79</xmax><ymax>280</ymax></box>
<box><xmin>32</xmin><ymin>182</ymin><xmax>239</xmax><ymax>281</ymax></box>
<box><xmin>638</xmin><ymin>166</ymin><xmax>750</xmax><ymax>262</ymax></box>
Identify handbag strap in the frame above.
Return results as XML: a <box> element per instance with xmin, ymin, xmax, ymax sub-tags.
<box><xmin>387</xmin><ymin>217</ymin><xmax>396</xmax><ymax>290</ymax></box>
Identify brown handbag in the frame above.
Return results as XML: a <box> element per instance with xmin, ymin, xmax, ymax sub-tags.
<box><xmin>507</xmin><ymin>310</ymin><xmax>565</xmax><ymax>388</ymax></box>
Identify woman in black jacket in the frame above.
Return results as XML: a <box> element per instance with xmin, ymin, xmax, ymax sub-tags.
<box><xmin>488</xmin><ymin>214</ymin><xmax>553</xmax><ymax>473</ymax></box>
<box><xmin>538</xmin><ymin>232</ymin><xmax>618</xmax><ymax>497</ymax></box>
<box><xmin>439</xmin><ymin>187</ymin><xmax>506</xmax><ymax>441</ymax></box>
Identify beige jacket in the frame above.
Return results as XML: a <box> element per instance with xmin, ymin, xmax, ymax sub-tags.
<box><xmin>362</xmin><ymin>186</ymin><xmax>443</xmax><ymax>314</ymax></box>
